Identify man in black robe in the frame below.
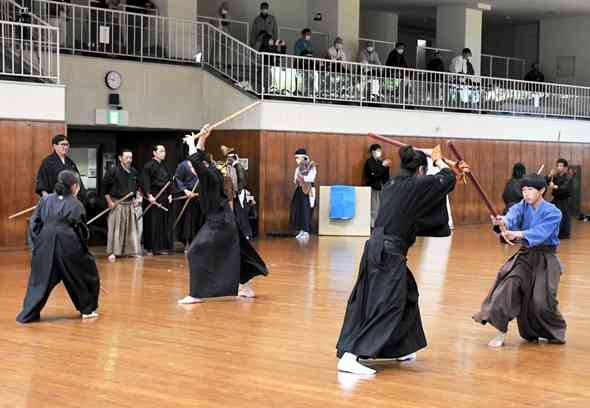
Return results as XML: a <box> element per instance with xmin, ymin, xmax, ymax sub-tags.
<box><xmin>36</xmin><ymin>134</ymin><xmax>86</xmax><ymax>202</ymax></box>
<box><xmin>364</xmin><ymin>144</ymin><xmax>391</xmax><ymax>228</ymax></box>
<box><xmin>174</xmin><ymin>159</ymin><xmax>202</xmax><ymax>250</ymax></box>
<box><xmin>177</xmin><ymin>127</ymin><xmax>268</xmax><ymax>305</ymax></box>
<box><xmin>385</xmin><ymin>42</ymin><xmax>409</xmax><ymax>68</ymax></box>
<box><xmin>17</xmin><ymin>170</ymin><xmax>100</xmax><ymax>323</ymax></box>
<box><xmin>103</xmin><ymin>149</ymin><xmax>140</xmax><ymax>262</ymax></box>
<box><xmin>141</xmin><ymin>144</ymin><xmax>173</xmax><ymax>255</ymax></box>
<box><xmin>336</xmin><ymin>145</ymin><xmax>468</xmax><ymax>375</ymax></box>
<box><xmin>548</xmin><ymin>158</ymin><xmax>573</xmax><ymax>239</ymax></box>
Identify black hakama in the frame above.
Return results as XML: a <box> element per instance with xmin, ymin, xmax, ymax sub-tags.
<box><xmin>473</xmin><ymin>246</ymin><xmax>567</xmax><ymax>343</ymax></box>
<box><xmin>289</xmin><ymin>186</ymin><xmax>312</xmax><ymax>233</ymax></box>
<box><xmin>142</xmin><ymin>195</ymin><xmax>173</xmax><ymax>252</ymax></box>
<box><xmin>550</xmin><ymin>174</ymin><xmax>573</xmax><ymax>239</ymax></box>
<box><xmin>234</xmin><ymin>197</ymin><xmax>253</xmax><ymax>239</ymax></box>
<box><xmin>142</xmin><ymin>158</ymin><xmax>173</xmax><ymax>252</ymax></box>
<box><xmin>186</xmin><ymin>149</ymin><xmax>268</xmax><ymax>299</ymax></box>
<box><xmin>175</xmin><ymin>199</ymin><xmax>203</xmax><ymax>244</ymax></box>
<box><xmin>336</xmin><ymin>168</ymin><xmax>456</xmax><ymax>359</ymax></box>
<box><xmin>17</xmin><ymin>194</ymin><xmax>100</xmax><ymax>323</ymax></box>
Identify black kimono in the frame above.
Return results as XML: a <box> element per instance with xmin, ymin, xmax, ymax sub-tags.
<box><xmin>36</xmin><ymin>152</ymin><xmax>87</xmax><ymax>201</ymax></box>
<box><xmin>186</xmin><ymin>149</ymin><xmax>268</xmax><ymax>298</ymax></box>
<box><xmin>17</xmin><ymin>194</ymin><xmax>100</xmax><ymax>323</ymax></box>
<box><xmin>550</xmin><ymin>174</ymin><xmax>573</xmax><ymax>239</ymax></box>
<box><xmin>232</xmin><ymin>163</ymin><xmax>253</xmax><ymax>239</ymax></box>
<box><xmin>174</xmin><ymin>160</ymin><xmax>203</xmax><ymax>245</ymax></box>
<box><xmin>364</xmin><ymin>157</ymin><xmax>390</xmax><ymax>228</ymax></box>
<box><xmin>502</xmin><ymin>178</ymin><xmax>524</xmax><ymax>212</ymax></box>
<box><xmin>337</xmin><ymin>168</ymin><xmax>456</xmax><ymax>359</ymax></box>
<box><xmin>142</xmin><ymin>159</ymin><xmax>173</xmax><ymax>252</ymax></box>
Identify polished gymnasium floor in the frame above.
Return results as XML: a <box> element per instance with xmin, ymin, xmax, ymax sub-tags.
<box><xmin>1</xmin><ymin>222</ymin><xmax>589</xmax><ymax>407</ymax></box>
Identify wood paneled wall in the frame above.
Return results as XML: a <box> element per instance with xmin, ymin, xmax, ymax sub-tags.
<box><xmin>0</xmin><ymin>120</ymin><xmax>65</xmax><ymax>247</ymax></box>
<box><xmin>210</xmin><ymin>130</ymin><xmax>590</xmax><ymax>236</ymax></box>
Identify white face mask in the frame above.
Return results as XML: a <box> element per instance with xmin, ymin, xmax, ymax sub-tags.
<box><xmin>335</xmin><ymin>44</ymin><xmax>343</xmax><ymax>50</ymax></box>
<box><xmin>221</xmin><ymin>9</ymin><xmax>228</xmax><ymax>15</ymax></box>
<box><xmin>296</xmin><ymin>158</ymin><xmax>303</xmax><ymax>165</ymax></box>
<box><xmin>305</xmin><ymin>36</ymin><xmax>311</xmax><ymax>41</ymax></box>
<box><xmin>373</xmin><ymin>150</ymin><xmax>382</xmax><ymax>160</ymax></box>
<box><xmin>367</xmin><ymin>47</ymin><xmax>374</xmax><ymax>53</ymax></box>
<box><xmin>269</xmin><ymin>40</ymin><xmax>274</xmax><ymax>46</ymax></box>
<box><xmin>396</xmin><ymin>48</ymin><xmax>404</xmax><ymax>55</ymax></box>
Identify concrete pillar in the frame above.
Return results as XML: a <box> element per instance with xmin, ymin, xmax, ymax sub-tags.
<box><xmin>307</xmin><ymin>0</ymin><xmax>360</xmax><ymax>60</ymax></box>
<box><xmin>436</xmin><ymin>5</ymin><xmax>482</xmax><ymax>74</ymax></box>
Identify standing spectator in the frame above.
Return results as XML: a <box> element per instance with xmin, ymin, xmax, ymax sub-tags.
<box><xmin>250</xmin><ymin>2</ymin><xmax>278</xmax><ymax>50</ymax></box>
<box><xmin>359</xmin><ymin>42</ymin><xmax>382</xmax><ymax>100</ymax></box>
<box><xmin>524</xmin><ymin>63</ymin><xmax>545</xmax><ymax>82</ymax></box>
<box><xmin>327</xmin><ymin>37</ymin><xmax>346</xmax><ymax>61</ymax></box>
<box><xmin>427</xmin><ymin>51</ymin><xmax>445</xmax><ymax>72</ymax></box>
<box><xmin>385</xmin><ymin>41</ymin><xmax>408</xmax><ymax>68</ymax></box>
<box><xmin>217</xmin><ymin>1</ymin><xmax>231</xmax><ymax>36</ymax></box>
<box><xmin>294</xmin><ymin>29</ymin><xmax>314</xmax><ymax>96</ymax></box>
<box><xmin>450</xmin><ymin>48</ymin><xmax>475</xmax><ymax>75</ymax></box>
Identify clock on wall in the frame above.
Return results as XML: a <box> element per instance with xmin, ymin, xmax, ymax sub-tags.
<box><xmin>105</xmin><ymin>70</ymin><xmax>122</xmax><ymax>90</ymax></box>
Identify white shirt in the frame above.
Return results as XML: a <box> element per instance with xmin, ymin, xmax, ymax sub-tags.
<box><xmin>327</xmin><ymin>46</ymin><xmax>347</xmax><ymax>62</ymax></box>
<box><xmin>450</xmin><ymin>55</ymin><xmax>468</xmax><ymax>75</ymax></box>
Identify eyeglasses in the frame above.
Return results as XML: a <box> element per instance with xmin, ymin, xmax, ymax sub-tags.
<box><xmin>57</xmin><ymin>143</ymin><xmax>70</xmax><ymax>147</ymax></box>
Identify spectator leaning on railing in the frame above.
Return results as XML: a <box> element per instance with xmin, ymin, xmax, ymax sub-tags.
<box><xmin>524</xmin><ymin>63</ymin><xmax>545</xmax><ymax>82</ymax></box>
<box><xmin>386</xmin><ymin>41</ymin><xmax>409</xmax><ymax>68</ymax></box>
<box><xmin>327</xmin><ymin>37</ymin><xmax>346</xmax><ymax>62</ymax></box>
<box><xmin>450</xmin><ymin>48</ymin><xmax>476</xmax><ymax>76</ymax></box>
<box><xmin>251</xmin><ymin>2</ymin><xmax>278</xmax><ymax>50</ymax></box>
<box><xmin>359</xmin><ymin>42</ymin><xmax>381</xmax><ymax>65</ymax></box>
<box><xmin>294</xmin><ymin>28</ymin><xmax>313</xmax><ymax>57</ymax></box>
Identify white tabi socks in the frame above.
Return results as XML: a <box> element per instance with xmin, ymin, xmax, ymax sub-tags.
<box><xmin>337</xmin><ymin>352</ymin><xmax>376</xmax><ymax>375</ymax></box>
<box><xmin>488</xmin><ymin>332</ymin><xmax>507</xmax><ymax>348</ymax></box>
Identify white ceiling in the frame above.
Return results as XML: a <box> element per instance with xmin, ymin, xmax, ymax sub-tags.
<box><xmin>362</xmin><ymin>0</ymin><xmax>590</xmax><ymax>26</ymax></box>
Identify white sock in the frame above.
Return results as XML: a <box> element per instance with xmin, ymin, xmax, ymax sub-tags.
<box><xmin>396</xmin><ymin>353</ymin><xmax>416</xmax><ymax>361</ymax></box>
<box><xmin>177</xmin><ymin>296</ymin><xmax>203</xmax><ymax>305</ymax></box>
<box><xmin>337</xmin><ymin>352</ymin><xmax>376</xmax><ymax>375</ymax></box>
<box><xmin>488</xmin><ymin>332</ymin><xmax>506</xmax><ymax>348</ymax></box>
<box><xmin>238</xmin><ymin>283</ymin><xmax>256</xmax><ymax>298</ymax></box>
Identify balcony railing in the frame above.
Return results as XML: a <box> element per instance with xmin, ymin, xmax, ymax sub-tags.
<box><xmin>204</xmin><ymin>24</ymin><xmax>590</xmax><ymax>120</ymax></box>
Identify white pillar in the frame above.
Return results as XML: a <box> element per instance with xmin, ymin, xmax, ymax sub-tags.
<box><xmin>436</xmin><ymin>5</ymin><xmax>482</xmax><ymax>74</ymax></box>
<box><xmin>308</xmin><ymin>0</ymin><xmax>360</xmax><ymax>61</ymax></box>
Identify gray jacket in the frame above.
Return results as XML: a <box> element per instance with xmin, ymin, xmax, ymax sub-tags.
<box><xmin>251</xmin><ymin>14</ymin><xmax>278</xmax><ymax>48</ymax></box>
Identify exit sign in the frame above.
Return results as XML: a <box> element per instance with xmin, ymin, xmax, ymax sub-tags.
<box><xmin>108</xmin><ymin>110</ymin><xmax>120</xmax><ymax>125</ymax></box>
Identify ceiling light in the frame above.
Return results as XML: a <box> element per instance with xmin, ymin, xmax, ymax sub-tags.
<box><xmin>477</xmin><ymin>2</ymin><xmax>492</xmax><ymax>11</ymax></box>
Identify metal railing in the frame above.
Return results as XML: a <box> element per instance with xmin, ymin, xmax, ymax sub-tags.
<box><xmin>481</xmin><ymin>53</ymin><xmax>528</xmax><ymax>80</ymax></box>
<box><xmin>0</xmin><ymin>19</ymin><xmax>60</xmax><ymax>81</ymax></box>
<box><xmin>204</xmin><ymin>25</ymin><xmax>590</xmax><ymax>119</ymax></box>
<box><xmin>196</xmin><ymin>15</ymin><xmax>249</xmax><ymax>47</ymax></box>
<box><xmin>20</xmin><ymin>0</ymin><xmax>202</xmax><ymax>62</ymax></box>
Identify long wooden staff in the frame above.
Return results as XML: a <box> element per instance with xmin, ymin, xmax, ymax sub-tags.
<box><xmin>8</xmin><ymin>205</ymin><xmax>37</xmax><ymax>220</ymax></box>
<box><xmin>87</xmin><ymin>192</ymin><xmax>134</xmax><ymax>225</ymax></box>
<box><xmin>137</xmin><ymin>180</ymin><xmax>171</xmax><ymax>221</ymax></box>
<box><xmin>537</xmin><ymin>164</ymin><xmax>545</xmax><ymax>175</ymax></box>
<box><xmin>173</xmin><ymin>181</ymin><xmax>199</xmax><ymax>229</ymax></box>
<box><xmin>210</xmin><ymin>101</ymin><xmax>261</xmax><ymax>129</ymax></box>
<box><xmin>368</xmin><ymin>133</ymin><xmax>432</xmax><ymax>157</ymax></box>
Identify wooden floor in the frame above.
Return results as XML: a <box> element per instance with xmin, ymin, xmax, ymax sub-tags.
<box><xmin>1</xmin><ymin>222</ymin><xmax>590</xmax><ymax>407</ymax></box>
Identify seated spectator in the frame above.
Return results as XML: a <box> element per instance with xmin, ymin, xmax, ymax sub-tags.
<box><xmin>327</xmin><ymin>37</ymin><xmax>347</xmax><ymax>62</ymax></box>
<box><xmin>385</xmin><ymin>41</ymin><xmax>409</xmax><ymax>68</ymax></box>
<box><xmin>359</xmin><ymin>42</ymin><xmax>381</xmax><ymax>65</ymax></box>
<box><xmin>524</xmin><ymin>63</ymin><xmax>545</xmax><ymax>82</ymax></box>
<box><xmin>450</xmin><ymin>48</ymin><xmax>476</xmax><ymax>75</ymax></box>
<box><xmin>427</xmin><ymin>51</ymin><xmax>446</xmax><ymax>72</ymax></box>
<box><xmin>251</xmin><ymin>2</ymin><xmax>278</xmax><ymax>50</ymax></box>
<box><xmin>294</xmin><ymin>28</ymin><xmax>313</xmax><ymax>57</ymax></box>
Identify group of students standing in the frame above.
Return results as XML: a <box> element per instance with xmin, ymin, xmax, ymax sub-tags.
<box><xmin>17</xmin><ymin>132</ymin><xmax>266</xmax><ymax>322</ymax></box>
<box><xmin>17</xmin><ymin>133</ymin><xmax>574</xmax><ymax>379</ymax></box>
